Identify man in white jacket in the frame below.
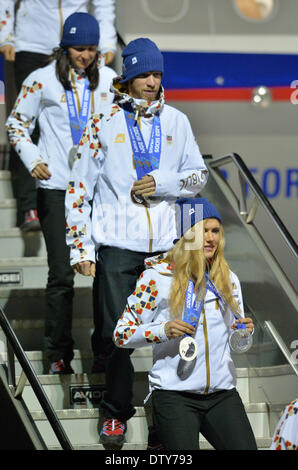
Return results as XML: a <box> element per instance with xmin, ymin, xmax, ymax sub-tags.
<box><xmin>65</xmin><ymin>37</ymin><xmax>208</xmax><ymax>449</ymax></box>
<box><xmin>0</xmin><ymin>0</ymin><xmax>116</xmax><ymax>231</ymax></box>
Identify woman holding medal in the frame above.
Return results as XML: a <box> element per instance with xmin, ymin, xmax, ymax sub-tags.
<box><xmin>113</xmin><ymin>197</ymin><xmax>257</xmax><ymax>450</ymax></box>
<box><xmin>6</xmin><ymin>12</ymin><xmax>116</xmax><ymax>374</ymax></box>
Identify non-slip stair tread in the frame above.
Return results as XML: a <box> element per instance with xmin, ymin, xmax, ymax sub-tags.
<box><xmin>0</xmin><ymin>199</ymin><xmax>16</xmax><ymax>207</ymax></box>
<box><xmin>29</xmin><ymin>401</ymin><xmax>286</xmax><ymax>418</ymax></box>
<box><xmin>0</xmin><ymin>170</ymin><xmax>12</xmax><ymax>179</ymax></box>
<box><xmin>49</xmin><ymin>436</ymin><xmax>273</xmax><ymax>450</ymax></box>
<box><xmin>9</xmin><ymin>318</ymin><xmax>93</xmax><ymax>329</ymax></box>
<box><xmin>0</xmin><ymin>257</ymin><xmax>93</xmax><ymax>288</ymax></box>
<box><xmin>21</xmin><ymin>373</ymin><xmax>106</xmax><ymax>386</ymax></box>
<box><xmin>31</xmin><ymin>406</ymin><xmax>146</xmax><ymax>420</ymax></box>
<box><xmin>0</xmin><ymin>287</ymin><xmax>92</xmax><ymax>298</ymax></box>
<box><xmin>0</xmin><ymin>227</ymin><xmax>24</xmax><ymax>236</ymax></box>
<box><xmin>49</xmin><ymin>443</ymin><xmax>148</xmax><ymax>450</ymax></box>
<box><xmin>0</xmin><ymin>227</ymin><xmax>43</xmax><ymax>235</ymax></box>
<box><xmin>0</xmin><ymin>256</ymin><xmax>47</xmax><ymax>266</ymax></box>
<box><xmin>235</xmin><ymin>364</ymin><xmax>296</xmax><ymax>377</ymax></box>
<box><xmin>15</xmin><ymin>349</ymin><xmax>293</xmax><ymax>374</ymax></box>
<box><xmin>19</xmin><ymin>348</ymin><xmax>152</xmax><ymax>361</ymax></box>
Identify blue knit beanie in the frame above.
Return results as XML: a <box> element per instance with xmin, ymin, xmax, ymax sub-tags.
<box><xmin>119</xmin><ymin>38</ymin><xmax>164</xmax><ymax>83</ymax></box>
<box><xmin>60</xmin><ymin>12</ymin><xmax>100</xmax><ymax>48</ymax></box>
<box><xmin>175</xmin><ymin>197</ymin><xmax>222</xmax><ymax>241</ymax></box>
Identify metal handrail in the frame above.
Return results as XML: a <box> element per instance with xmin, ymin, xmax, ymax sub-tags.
<box><xmin>207</xmin><ymin>153</ymin><xmax>298</xmax><ymax>259</ymax></box>
<box><xmin>0</xmin><ymin>305</ymin><xmax>73</xmax><ymax>450</ymax></box>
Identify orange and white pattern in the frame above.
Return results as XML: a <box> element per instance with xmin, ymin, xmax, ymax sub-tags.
<box><xmin>270</xmin><ymin>399</ymin><xmax>298</xmax><ymax>450</ymax></box>
<box><xmin>114</xmin><ymin>269</ymin><xmax>163</xmax><ymax>348</ymax></box>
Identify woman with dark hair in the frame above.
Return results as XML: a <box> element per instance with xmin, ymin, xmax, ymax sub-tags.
<box><xmin>6</xmin><ymin>12</ymin><xmax>116</xmax><ymax>374</ymax></box>
<box><xmin>113</xmin><ymin>197</ymin><xmax>257</xmax><ymax>450</ymax></box>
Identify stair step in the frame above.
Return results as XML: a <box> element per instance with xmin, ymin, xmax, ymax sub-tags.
<box><xmin>0</xmin><ymin>170</ymin><xmax>13</xmax><ymax>199</ymax></box>
<box><xmin>4</xmin><ymin>347</ymin><xmax>152</xmax><ymax>375</ymax></box>
<box><xmin>17</xmin><ymin>368</ymin><xmax>287</xmax><ymax>419</ymax></box>
<box><xmin>12</xmin><ymin>347</ymin><xmax>153</xmax><ymax>376</ymax></box>
<box><xmin>0</xmin><ymin>199</ymin><xmax>16</xmax><ymax>228</ymax></box>
<box><xmin>0</xmin><ymin>228</ymin><xmax>47</xmax><ymax>257</ymax></box>
<box><xmin>49</xmin><ymin>436</ymin><xmax>273</xmax><ymax>450</ymax></box>
<box><xmin>52</xmin><ymin>443</ymin><xmax>148</xmax><ymax>450</ymax></box>
<box><xmin>240</xmin><ymin>364</ymin><xmax>298</xmax><ymax>405</ymax></box>
<box><xmin>0</xmin><ymin>287</ymin><xmax>93</xmax><ymax>316</ymax></box>
<box><xmin>0</xmin><ymin>289</ymin><xmax>94</xmax><ymax>351</ymax></box>
<box><xmin>29</xmin><ymin>402</ymin><xmax>282</xmax><ymax>448</ymax></box>
<box><xmin>0</xmin><ymin>257</ymin><xmax>93</xmax><ymax>289</ymax></box>
<box><xmin>31</xmin><ymin>406</ymin><xmax>148</xmax><ymax>447</ymax></box>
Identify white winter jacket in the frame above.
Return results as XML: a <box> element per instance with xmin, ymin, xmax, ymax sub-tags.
<box><xmin>6</xmin><ymin>60</ymin><xmax>116</xmax><ymax>190</ymax></box>
<box><xmin>113</xmin><ymin>254</ymin><xmax>245</xmax><ymax>396</ymax></box>
<box><xmin>0</xmin><ymin>0</ymin><xmax>116</xmax><ymax>55</ymax></box>
<box><xmin>64</xmin><ymin>79</ymin><xmax>208</xmax><ymax>262</ymax></box>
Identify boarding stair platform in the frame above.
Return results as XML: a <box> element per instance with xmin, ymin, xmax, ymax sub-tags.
<box><xmin>0</xmin><ymin>153</ymin><xmax>297</xmax><ymax>450</ymax></box>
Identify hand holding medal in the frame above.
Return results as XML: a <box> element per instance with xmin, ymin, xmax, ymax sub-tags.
<box><xmin>164</xmin><ymin>319</ymin><xmax>197</xmax><ymax>362</ymax></box>
<box><xmin>177</xmin><ymin>278</ymin><xmax>204</xmax><ymax>362</ymax></box>
<box><xmin>124</xmin><ymin>109</ymin><xmax>161</xmax><ymax>206</ymax></box>
<box><xmin>130</xmin><ymin>174</ymin><xmax>156</xmax><ymax>206</ymax></box>
<box><xmin>164</xmin><ymin>319</ymin><xmax>195</xmax><ymax>339</ymax></box>
<box><xmin>229</xmin><ymin>318</ymin><xmax>254</xmax><ymax>354</ymax></box>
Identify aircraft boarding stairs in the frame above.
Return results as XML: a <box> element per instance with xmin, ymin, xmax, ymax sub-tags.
<box><xmin>0</xmin><ymin>153</ymin><xmax>297</xmax><ymax>450</ymax></box>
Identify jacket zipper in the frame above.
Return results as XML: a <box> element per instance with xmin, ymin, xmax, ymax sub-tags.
<box><xmin>202</xmin><ymin>306</ymin><xmax>210</xmax><ymax>394</ymax></box>
<box><xmin>145</xmin><ymin>207</ymin><xmax>153</xmax><ymax>253</ymax></box>
<box><xmin>136</xmin><ymin>115</ymin><xmax>153</xmax><ymax>253</ymax></box>
<box><xmin>58</xmin><ymin>0</ymin><xmax>63</xmax><ymax>40</ymax></box>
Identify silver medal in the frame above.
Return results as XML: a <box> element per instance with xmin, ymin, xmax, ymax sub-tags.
<box><xmin>69</xmin><ymin>145</ymin><xmax>79</xmax><ymax>169</ymax></box>
<box><xmin>179</xmin><ymin>336</ymin><xmax>198</xmax><ymax>361</ymax></box>
<box><xmin>130</xmin><ymin>190</ymin><xmax>149</xmax><ymax>207</ymax></box>
<box><xmin>229</xmin><ymin>328</ymin><xmax>252</xmax><ymax>354</ymax></box>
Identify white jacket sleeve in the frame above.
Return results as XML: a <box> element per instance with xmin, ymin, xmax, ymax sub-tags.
<box><xmin>92</xmin><ymin>0</ymin><xmax>117</xmax><ymax>54</ymax></box>
<box><xmin>232</xmin><ymin>273</ymin><xmax>245</xmax><ymax>318</ymax></box>
<box><xmin>113</xmin><ymin>270</ymin><xmax>169</xmax><ymax>348</ymax></box>
<box><xmin>5</xmin><ymin>70</ymin><xmax>45</xmax><ymax>172</ymax></box>
<box><xmin>65</xmin><ymin>114</ymin><xmax>103</xmax><ymax>265</ymax></box>
<box><xmin>149</xmin><ymin>113</ymin><xmax>208</xmax><ymax>198</ymax></box>
<box><xmin>226</xmin><ymin>271</ymin><xmax>245</xmax><ymax>327</ymax></box>
<box><xmin>0</xmin><ymin>0</ymin><xmax>15</xmax><ymax>46</ymax></box>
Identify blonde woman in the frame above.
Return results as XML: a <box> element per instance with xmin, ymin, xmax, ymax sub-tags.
<box><xmin>113</xmin><ymin>197</ymin><xmax>257</xmax><ymax>450</ymax></box>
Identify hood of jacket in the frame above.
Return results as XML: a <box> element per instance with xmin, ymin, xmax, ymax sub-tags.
<box><xmin>144</xmin><ymin>252</ymin><xmax>174</xmax><ymax>276</ymax></box>
<box><xmin>110</xmin><ymin>76</ymin><xmax>165</xmax><ymax>119</ymax></box>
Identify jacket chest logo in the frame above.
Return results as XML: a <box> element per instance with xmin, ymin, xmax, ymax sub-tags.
<box><xmin>166</xmin><ymin>135</ymin><xmax>173</xmax><ymax>144</ymax></box>
<box><xmin>114</xmin><ymin>133</ymin><xmax>125</xmax><ymax>143</ymax></box>
<box><xmin>61</xmin><ymin>94</ymin><xmax>66</xmax><ymax>103</ymax></box>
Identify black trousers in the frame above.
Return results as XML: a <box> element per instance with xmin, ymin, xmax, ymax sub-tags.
<box><xmin>92</xmin><ymin>245</ymin><xmax>163</xmax><ymax>421</ymax></box>
<box><xmin>14</xmin><ymin>51</ymin><xmax>49</xmax><ymax>214</ymax></box>
<box><xmin>152</xmin><ymin>388</ymin><xmax>258</xmax><ymax>450</ymax></box>
<box><xmin>37</xmin><ymin>188</ymin><xmax>75</xmax><ymax>363</ymax></box>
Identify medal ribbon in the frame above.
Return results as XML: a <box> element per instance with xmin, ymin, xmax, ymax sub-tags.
<box><xmin>205</xmin><ymin>274</ymin><xmax>241</xmax><ymax>321</ymax></box>
<box><xmin>183</xmin><ymin>274</ymin><xmax>241</xmax><ymax>336</ymax></box>
<box><xmin>183</xmin><ymin>279</ymin><xmax>206</xmax><ymax>336</ymax></box>
<box><xmin>124</xmin><ymin>110</ymin><xmax>162</xmax><ymax>179</ymax></box>
<box><xmin>65</xmin><ymin>78</ymin><xmax>91</xmax><ymax>145</ymax></box>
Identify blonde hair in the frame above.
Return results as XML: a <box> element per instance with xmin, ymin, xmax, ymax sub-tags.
<box><xmin>168</xmin><ymin>219</ymin><xmax>240</xmax><ymax>319</ymax></box>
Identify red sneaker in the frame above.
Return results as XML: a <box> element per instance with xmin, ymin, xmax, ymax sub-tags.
<box><xmin>99</xmin><ymin>418</ymin><xmax>127</xmax><ymax>449</ymax></box>
<box><xmin>21</xmin><ymin>209</ymin><xmax>41</xmax><ymax>232</ymax></box>
<box><xmin>49</xmin><ymin>360</ymin><xmax>74</xmax><ymax>375</ymax></box>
